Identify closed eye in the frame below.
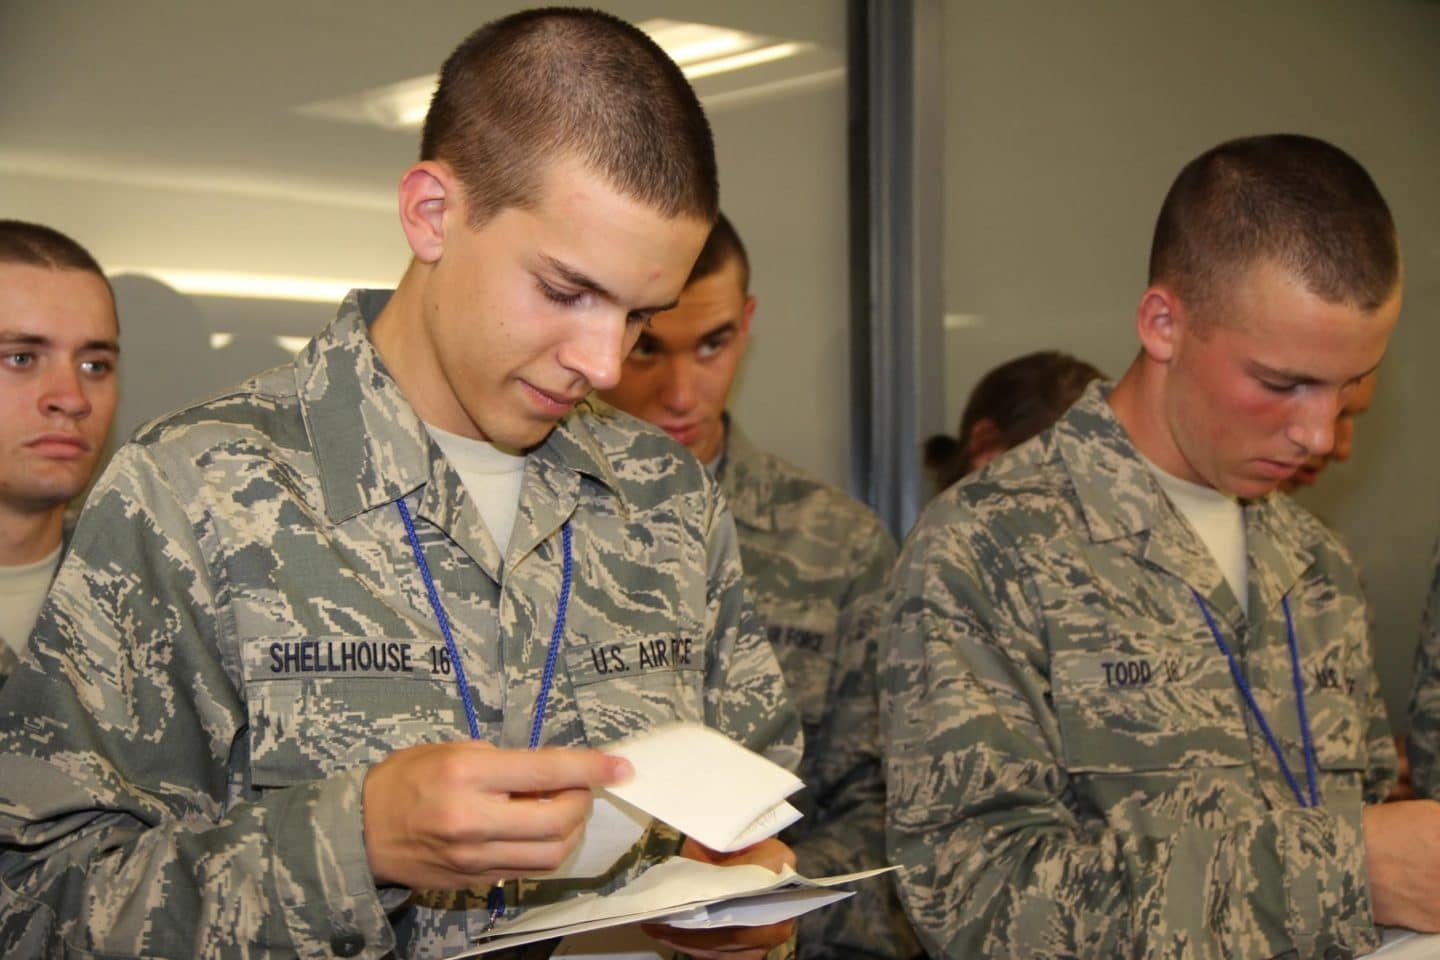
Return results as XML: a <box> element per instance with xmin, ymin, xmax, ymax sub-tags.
<box><xmin>537</xmin><ymin>278</ymin><xmax>585</xmax><ymax>307</ymax></box>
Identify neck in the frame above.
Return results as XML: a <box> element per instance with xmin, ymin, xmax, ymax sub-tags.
<box><xmin>1107</xmin><ymin>355</ymin><xmax>1201</xmax><ymax>484</ymax></box>
<box><xmin>0</xmin><ymin>503</ymin><xmax>66</xmax><ymax>566</ymax></box>
<box><xmin>370</xmin><ymin>261</ymin><xmax>483</xmax><ymax>440</ymax></box>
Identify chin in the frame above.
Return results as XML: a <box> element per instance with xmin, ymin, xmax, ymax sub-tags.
<box><xmin>1225</xmin><ymin>476</ymin><xmax>1284</xmax><ymax>501</ymax></box>
<box><xmin>505</xmin><ymin>422</ymin><xmax>563</xmax><ymax>452</ymax></box>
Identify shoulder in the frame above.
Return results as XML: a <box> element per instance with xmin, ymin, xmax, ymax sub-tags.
<box><xmin>569</xmin><ymin>397</ymin><xmax>714</xmax><ymax>512</ymax></box>
<box><xmin>128</xmin><ymin>363</ymin><xmax>305</xmax><ymax>467</ymax></box>
<box><xmin>916</xmin><ymin>429</ymin><xmax>1078</xmax><ymax>553</ymax></box>
<box><xmin>733</xmin><ymin>444</ymin><xmax>897</xmax><ymax>564</ymax></box>
<box><xmin>768</xmin><ymin>450</ymin><xmax>888</xmax><ymax>532</ymax></box>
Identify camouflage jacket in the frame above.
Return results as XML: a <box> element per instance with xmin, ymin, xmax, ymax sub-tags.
<box><xmin>0</xmin><ymin>291</ymin><xmax>801</xmax><ymax>960</ymax></box>
<box><xmin>719</xmin><ymin>428</ymin><xmax>919</xmax><ymax>959</ymax></box>
<box><xmin>1407</xmin><ymin>539</ymin><xmax>1440</xmax><ymax>798</ymax></box>
<box><xmin>880</xmin><ymin>382</ymin><xmax>1396</xmax><ymax>960</ymax></box>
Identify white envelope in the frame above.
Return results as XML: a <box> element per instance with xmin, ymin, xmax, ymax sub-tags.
<box><xmin>534</xmin><ymin>723</ymin><xmax>805</xmax><ymax>880</ymax></box>
<box><xmin>602</xmin><ymin>723</ymin><xmax>804</xmax><ymax>853</ymax></box>
<box><xmin>447</xmin><ymin>859</ymin><xmax>898</xmax><ymax>958</ymax></box>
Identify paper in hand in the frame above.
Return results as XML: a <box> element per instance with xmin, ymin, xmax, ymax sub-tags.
<box><xmin>535</xmin><ymin>722</ymin><xmax>804</xmax><ymax>880</ymax></box>
<box><xmin>603</xmin><ymin>723</ymin><xmax>804</xmax><ymax>853</ymax></box>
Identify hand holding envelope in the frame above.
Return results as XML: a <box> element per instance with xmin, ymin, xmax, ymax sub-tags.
<box><xmin>540</xmin><ymin>723</ymin><xmax>805</xmax><ymax>882</ymax></box>
<box><xmin>638</xmin><ymin>835</ymin><xmax>797</xmax><ymax>960</ymax></box>
<box><xmin>446</xmin><ymin>724</ymin><xmax>897</xmax><ymax>958</ymax></box>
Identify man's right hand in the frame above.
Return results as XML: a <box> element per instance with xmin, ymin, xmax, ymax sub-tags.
<box><xmin>1364</xmin><ymin>800</ymin><xmax>1440</xmax><ymax>930</ymax></box>
<box><xmin>362</xmin><ymin>741</ymin><xmax>633</xmax><ymax>889</ymax></box>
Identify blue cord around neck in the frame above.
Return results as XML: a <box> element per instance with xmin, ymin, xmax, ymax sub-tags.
<box><xmin>397</xmin><ymin>497</ymin><xmax>574</xmax><ymax>929</ymax></box>
<box><xmin>396</xmin><ymin>497</ymin><xmax>573</xmax><ymax>747</ymax></box>
<box><xmin>1192</xmin><ymin>589</ymin><xmax>1319</xmax><ymax>808</ymax></box>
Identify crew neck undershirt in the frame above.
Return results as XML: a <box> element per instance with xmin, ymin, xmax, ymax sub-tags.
<box><xmin>0</xmin><ymin>543</ymin><xmax>63</xmax><ymax>657</ymax></box>
<box><xmin>1142</xmin><ymin>455</ymin><xmax>1249</xmax><ymax>614</ymax></box>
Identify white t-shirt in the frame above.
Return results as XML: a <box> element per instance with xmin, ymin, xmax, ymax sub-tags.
<box><xmin>425</xmin><ymin>424</ymin><xmax>528</xmax><ymax>558</ymax></box>
<box><xmin>1144</xmin><ymin>457</ymin><xmax>1249</xmax><ymax>614</ymax></box>
<box><xmin>0</xmin><ymin>544</ymin><xmax>62</xmax><ymax>658</ymax></box>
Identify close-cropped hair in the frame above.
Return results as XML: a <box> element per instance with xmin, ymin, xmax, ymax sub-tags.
<box><xmin>421</xmin><ymin>7</ymin><xmax>718</xmax><ymax>227</ymax></box>
<box><xmin>925</xmin><ymin>350</ymin><xmax>1104</xmax><ymax>492</ymax></box>
<box><xmin>0</xmin><ymin>219</ymin><xmax>108</xmax><ymax>282</ymax></box>
<box><xmin>1148</xmin><ymin>134</ymin><xmax>1399</xmax><ymax>321</ymax></box>
<box><xmin>685</xmin><ymin>212</ymin><xmax>750</xmax><ymax>292</ymax></box>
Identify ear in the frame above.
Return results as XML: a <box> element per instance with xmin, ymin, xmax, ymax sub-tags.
<box><xmin>397</xmin><ymin>161</ymin><xmax>455</xmax><ymax>264</ymax></box>
<box><xmin>1135</xmin><ymin>285</ymin><xmax>1184</xmax><ymax>364</ymax></box>
<box><xmin>739</xmin><ymin>294</ymin><xmax>757</xmax><ymax>336</ymax></box>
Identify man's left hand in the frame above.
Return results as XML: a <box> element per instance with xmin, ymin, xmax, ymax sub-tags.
<box><xmin>639</xmin><ymin>836</ymin><xmax>797</xmax><ymax>958</ymax></box>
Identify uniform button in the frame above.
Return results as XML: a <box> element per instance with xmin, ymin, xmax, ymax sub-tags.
<box><xmin>1323</xmin><ymin>946</ymin><xmax>1352</xmax><ymax>960</ymax></box>
<box><xmin>331</xmin><ymin>932</ymin><xmax>365</xmax><ymax>957</ymax></box>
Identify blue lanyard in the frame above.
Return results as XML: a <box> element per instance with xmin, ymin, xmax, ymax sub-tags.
<box><xmin>1191</xmin><ymin>590</ymin><xmax>1319</xmax><ymax>808</ymax></box>
<box><xmin>396</xmin><ymin>498</ymin><xmax>574</xmax><ymax>925</ymax></box>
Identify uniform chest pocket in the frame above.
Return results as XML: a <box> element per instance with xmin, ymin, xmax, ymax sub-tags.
<box><xmin>241</xmin><ymin>636</ymin><xmax>464</xmax><ymax>788</ymax></box>
<box><xmin>563</xmin><ymin>634</ymin><xmax>706</xmax><ymax>747</ymax></box>
<box><xmin>1301</xmin><ymin>690</ymin><xmax>1367</xmax><ymax>771</ymax></box>
<box><xmin>1050</xmin><ymin>636</ymin><xmax>1249</xmax><ymax>774</ymax></box>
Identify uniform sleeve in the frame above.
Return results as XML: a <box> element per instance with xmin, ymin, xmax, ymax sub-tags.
<box><xmin>701</xmin><ymin>484</ymin><xmax>803</xmax><ymax>774</ymax></box>
<box><xmin>879</xmin><ymin>512</ymin><xmax>1377</xmax><ymax>960</ymax></box>
<box><xmin>1408</xmin><ymin>539</ymin><xmax>1440</xmax><ymax>799</ymax></box>
<box><xmin>1360</xmin><ymin>593</ymin><xmax>1399</xmax><ymax>804</ymax></box>
<box><xmin>0</xmin><ymin>443</ymin><xmax>396</xmax><ymax>959</ymax></box>
<box><xmin>791</xmin><ymin>528</ymin><xmax>924</xmax><ymax>959</ymax></box>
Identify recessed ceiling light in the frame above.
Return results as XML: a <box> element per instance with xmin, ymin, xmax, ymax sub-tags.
<box><xmin>275</xmin><ymin>336</ymin><xmax>312</xmax><ymax>354</ymax></box>
<box><xmin>681</xmin><ymin>42</ymin><xmax>812</xmax><ymax>80</ymax></box>
<box><xmin>297</xmin><ymin>74</ymin><xmax>438</xmax><ymax>132</ymax></box>
<box><xmin>111</xmin><ymin>269</ymin><xmax>389</xmax><ymax>303</ymax></box>
<box><xmin>298</xmin><ymin>20</ymin><xmax>809</xmax><ymax>132</ymax></box>
<box><xmin>637</xmin><ymin>19</ymin><xmax>760</xmax><ymax>65</ymax></box>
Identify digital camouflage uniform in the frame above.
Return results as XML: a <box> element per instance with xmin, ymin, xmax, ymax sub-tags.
<box><xmin>718</xmin><ymin>428</ymin><xmax>920</xmax><ymax>959</ymax></box>
<box><xmin>0</xmin><ymin>291</ymin><xmax>802</xmax><ymax>960</ymax></box>
<box><xmin>1406</xmin><ymin>538</ymin><xmax>1440</xmax><ymax>798</ymax></box>
<box><xmin>880</xmin><ymin>382</ymin><xmax>1396</xmax><ymax>960</ymax></box>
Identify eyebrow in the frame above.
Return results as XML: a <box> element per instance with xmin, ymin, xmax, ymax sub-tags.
<box><xmin>0</xmin><ymin>331</ymin><xmax>120</xmax><ymax>353</ymax></box>
<box><xmin>1251</xmin><ymin>358</ymin><xmax>1381</xmax><ymax>385</ymax></box>
<box><xmin>698</xmin><ymin>320</ymin><xmax>738</xmax><ymax>341</ymax></box>
<box><xmin>541</xmin><ymin>256</ymin><xmax>679</xmax><ymax>314</ymax></box>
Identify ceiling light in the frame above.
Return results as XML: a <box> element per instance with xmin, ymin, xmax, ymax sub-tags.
<box><xmin>111</xmin><ymin>269</ymin><xmax>388</xmax><ymax>303</ymax></box>
<box><xmin>299</xmin><ymin>20</ymin><xmax>809</xmax><ymax>132</ymax></box>
<box><xmin>637</xmin><ymin>19</ymin><xmax>758</xmax><ymax>65</ymax></box>
<box><xmin>208</xmin><ymin>332</ymin><xmax>235</xmax><ymax>350</ymax></box>
<box><xmin>275</xmin><ymin>336</ymin><xmax>312</xmax><ymax>354</ymax></box>
<box><xmin>681</xmin><ymin>42</ymin><xmax>811</xmax><ymax>80</ymax></box>
<box><xmin>298</xmin><ymin>74</ymin><xmax>438</xmax><ymax>131</ymax></box>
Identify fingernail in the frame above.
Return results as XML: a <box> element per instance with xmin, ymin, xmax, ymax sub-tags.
<box><xmin>608</xmin><ymin>756</ymin><xmax>635</xmax><ymax>782</ymax></box>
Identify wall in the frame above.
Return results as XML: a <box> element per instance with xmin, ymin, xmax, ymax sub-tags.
<box><xmin>0</xmin><ymin>0</ymin><xmax>852</xmax><ymax>488</ymax></box>
<box><xmin>940</xmin><ymin>0</ymin><xmax>1440</xmax><ymax>726</ymax></box>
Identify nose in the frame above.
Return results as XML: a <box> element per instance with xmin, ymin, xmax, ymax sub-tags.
<box><xmin>660</xmin><ymin>356</ymin><xmax>698</xmax><ymax>414</ymax></box>
<box><xmin>558</xmin><ymin>312</ymin><xmax>628</xmax><ymax>392</ymax></box>
<box><xmin>1285</xmin><ymin>392</ymin><xmax>1339</xmax><ymax>459</ymax></box>
<box><xmin>40</xmin><ymin>363</ymin><xmax>92</xmax><ymax>419</ymax></box>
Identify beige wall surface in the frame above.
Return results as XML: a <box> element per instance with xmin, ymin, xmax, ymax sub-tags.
<box><xmin>0</xmin><ymin>0</ymin><xmax>851</xmax><ymax>486</ymax></box>
<box><xmin>940</xmin><ymin>0</ymin><xmax>1440</xmax><ymax>727</ymax></box>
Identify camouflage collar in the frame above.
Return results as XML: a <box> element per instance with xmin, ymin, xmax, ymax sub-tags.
<box><xmin>716</xmin><ymin>421</ymin><xmax>777</xmax><ymax>532</ymax></box>
<box><xmin>1057</xmin><ymin>380</ymin><xmax>1315</xmax><ymax>623</ymax></box>
<box><xmin>297</xmin><ymin>290</ymin><xmax>626</xmax><ymax>525</ymax></box>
